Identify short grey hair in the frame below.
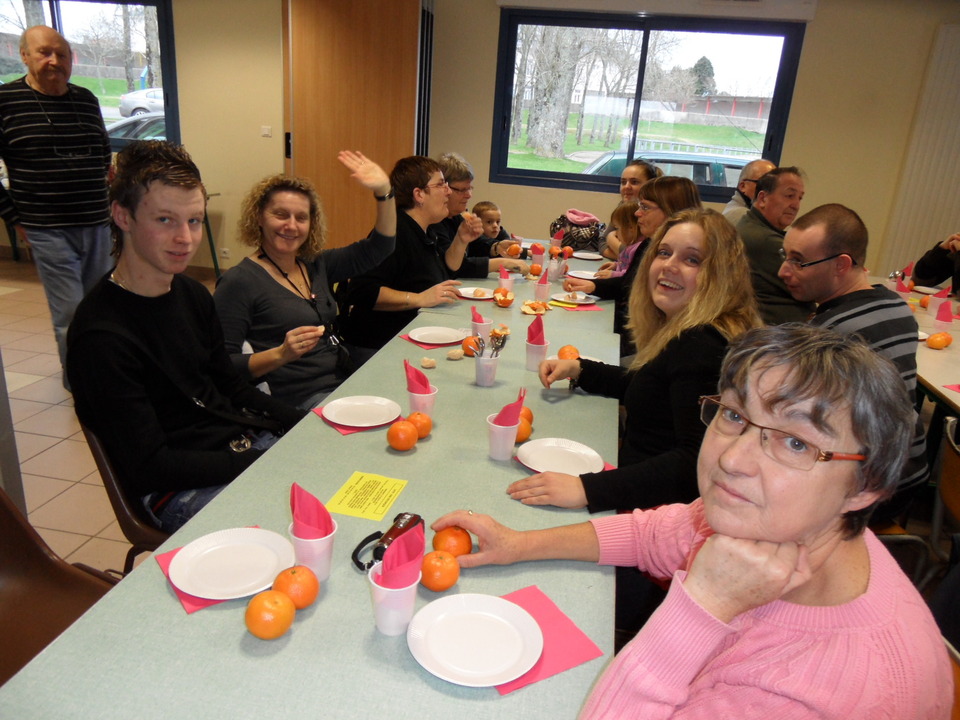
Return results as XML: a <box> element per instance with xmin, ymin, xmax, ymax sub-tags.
<box><xmin>718</xmin><ymin>323</ymin><xmax>913</xmax><ymax>537</ymax></box>
<box><xmin>436</xmin><ymin>152</ymin><xmax>474</xmax><ymax>185</ymax></box>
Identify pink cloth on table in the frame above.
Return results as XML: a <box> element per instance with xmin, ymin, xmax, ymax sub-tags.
<box><xmin>404</xmin><ymin>359</ymin><xmax>431</xmax><ymax>394</ymax></box>
<box><xmin>471</xmin><ymin>305</ymin><xmax>485</xmax><ymax>323</ymax></box>
<box><xmin>527</xmin><ymin>315</ymin><xmax>545</xmax><ymax>345</ymax></box>
<box><xmin>401</xmin><ymin>334</ymin><xmax>457</xmax><ymax>350</ymax></box>
<box><xmin>313</xmin><ymin>407</ymin><xmax>395</xmax><ymax>435</ymax></box>
<box><xmin>496</xmin><ymin>585</ymin><xmax>604</xmax><ymax>695</ymax></box>
<box><xmin>896</xmin><ymin>276</ymin><xmax>911</xmax><ymax>293</ymax></box>
<box><xmin>493</xmin><ymin>388</ymin><xmax>526</xmax><ymax>427</ymax></box>
<box><xmin>556</xmin><ymin>303</ymin><xmax>602</xmax><ymax>312</ymax></box>
<box><xmin>936</xmin><ymin>299</ymin><xmax>954</xmax><ymax>322</ymax></box>
<box><xmin>935</xmin><ymin>286</ymin><xmax>951</xmax><ymax>298</ymax></box>
<box><xmin>291</xmin><ymin>482</ymin><xmax>333</xmax><ymax>538</ymax></box>
<box><xmin>375</xmin><ymin>522</ymin><xmax>424</xmax><ymax>589</ymax></box>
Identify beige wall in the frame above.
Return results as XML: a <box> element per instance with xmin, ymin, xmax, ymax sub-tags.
<box><xmin>173</xmin><ymin>0</ymin><xmax>286</xmax><ymax>271</ymax></box>
<box><xmin>430</xmin><ymin>0</ymin><xmax>960</xmax><ymax>270</ymax></box>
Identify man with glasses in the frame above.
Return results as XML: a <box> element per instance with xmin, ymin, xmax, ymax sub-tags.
<box><xmin>778</xmin><ymin>203</ymin><xmax>927</xmax><ymax>520</ymax></box>
<box><xmin>0</xmin><ymin>26</ymin><xmax>113</xmax><ymax>376</ymax></box>
<box><xmin>721</xmin><ymin>158</ymin><xmax>775</xmax><ymax>226</ymax></box>
<box><xmin>736</xmin><ymin>166</ymin><xmax>812</xmax><ymax>325</ymax></box>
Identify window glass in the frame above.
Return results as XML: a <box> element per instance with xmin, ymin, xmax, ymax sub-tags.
<box><xmin>492</xmin><ymin>11</ymin><xmax>804</xmax><ymax>201</ymax></box>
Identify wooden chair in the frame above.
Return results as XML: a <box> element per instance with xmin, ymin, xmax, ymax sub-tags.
<box><xmin>0</xmin><ymin>486</ymin><xmax>115</xmax><ymax>687</ymax></box>
<box><xmin>81</xmin><ymin>424</ymin><xmax>169</xmax><ymax>574</ymax></box>
<box><xmin>947</xmin><ymin>640</ymin><xmax>960</xmax><ymax>720</ymax></box>
<box><xmin>927</xmin><ymin>417</ymin><xmax>960</xmax><ymax>577</ymax></box>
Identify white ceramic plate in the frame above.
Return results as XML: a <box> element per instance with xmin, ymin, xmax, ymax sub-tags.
<box><xmin>408</xmin><ymin>326</ymin><xmax>469</xmax><ymax>345</ymax></box>
<box><xmin>566</xmin><ymin>270</ymin><xmax>596</xmax><ymax>280</ymax></box>
<box><xmin>407</xmin><ymin>594</ymin><xmax>543</xmax><ymax>687</ymax></box>
<box><xmin>168</xmin><ymin>528</ymin><xmax>295</xmax><ymax>600</ymax></box>
<box><xmin>913</xmin><ymin>286</ymin><xmax>942</xmax><ymax>295</ymax></box>
<box><xmin>572</xmin><ymin>251</ymin><xmax>603</xmax><ymax>260</ymax></box>
<box><xmin>458</xmin><ymin>287</ymin><xmax>493</xmax><ymax>300</ymax></box>
<box><xmin>919</xmin><ymin>331</ymin><xmax>930</xmax><ymax>341</ymax></box>
<box><xmin>321</xmin><ymin>395</ymin><xmax>402</xmax><ymax>427</ymax></box>
<box><xmin>551</xmin><ymin>292</ymin><xmax>599</xmax><ymax>305</ymax></box>
<box><xmin>517</xmin><ymin>437</ymin><xmax>604</xmax><ymax>474</ymax></box>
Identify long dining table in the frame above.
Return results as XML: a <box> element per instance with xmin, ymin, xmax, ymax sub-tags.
<box><xmin>0</xmin><ymin>255</ymin><xmax>625</xmax><ymax>719</ymax></box>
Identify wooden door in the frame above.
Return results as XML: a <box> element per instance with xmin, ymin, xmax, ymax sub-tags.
<box><xmin>284</xmin><ymin>0</ymin><xmax>421</xmax><ymax>248</ymax></box>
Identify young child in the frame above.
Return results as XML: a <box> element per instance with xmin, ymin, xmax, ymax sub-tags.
<box><xmin>595</xmin><ymin>201</ymin><xmax>640</xmax><ymax>279</ymax></box>
<box><xmin>472</xmin><ymin>200</ymin><xmax>527</xmax><ymax>259</ymax></box>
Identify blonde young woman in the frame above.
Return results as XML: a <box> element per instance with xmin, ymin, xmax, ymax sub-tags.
<box><xmin>511</xmin><ymin>208</ymin><xmax>761</xmax><ymax>513</ymax></box>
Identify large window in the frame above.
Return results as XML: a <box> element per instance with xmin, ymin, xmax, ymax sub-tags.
<box><xmin>0</xmin><ymin>0</ymin><xmax>178</xmax><ymax>148</ymax></box>
<box><xmin>491</xmin><ymin>10</ymin><xmax>804</xmax><ymax>202</ymax></box>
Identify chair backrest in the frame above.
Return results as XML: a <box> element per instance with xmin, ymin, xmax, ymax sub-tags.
<box><xmin>80</xmin><ymin>424</ymin><xmax>168</xmax><ymax>553</ymax></box>
<box><xmin>0</xmin><ymin>486</ymin><xmax>112</xmax><ymax>686</ymax></box>
<box><xmin>947</xmin><ymin>640</ymin><xmax>960</xmax><ymax>720</ymax></box>
<box><xmin>941</xmin><ymin>417</ymin><xmax>960</xmax><ymax>525</ymax></box>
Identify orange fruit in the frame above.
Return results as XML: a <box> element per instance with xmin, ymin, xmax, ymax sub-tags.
<box><xmin>387</xmin><ymin>420</ymin><xmax>418</xmax><ymax>451</ymax></box>
<box><xmin>272</xmin><ymin>565</ymin><xmax>319</xmax><ymax>609</ymax></box>
<box><xmin>562</xmin><ymin>246</ymin><xmax>574</xmax><ymax>259</ymax></box>
<box><xmin>529</xmin><ymin>242</ymin><xmax>545</xmax><ymax>255</ymax></box>
<box><xmin>462</xmin><ymin>335</ymin><xmax>481</xmax><ymax>357</ymax></box>
<box><xmin>920</xmin><ymin>295</ymin><xmax>931</xmax><ymax>309</ymax></box>
<box><xmin>420</xmin><ymin>550</ymin><xmax>460</xmax><ymax>592</ymax></box>
<box><xmin>495</xmin><ymin>291</ymin><xmax>515</xmax><ymax>308</ymax></box>
<box><xmin>506</xmin><ymin>243</ymin><xmax>521</xmax><ymax>257</ymax></box>
<box><xmin>927</xmin><ymin>332</ymin><xmax>953</xmax><ymax>350</ymax></box>
<box><xmin>516</xmin><ymin>416</ymin><xmax>532</xmax><ymax>443</ymax></box>
<box><xmin>558</xmin><ymin>344</ymin><xmax>580</xmax><ymax>360</ymax></box>
<box><xmin>432</xmin><ymin>526</ymin><xmax>473</xmax><ymax>557</ymax></box>
<box><xmin>407</xmin><ymin>411</ymin><xmax>432</xmax><ymax>439</ymax></box>
<box><xmin>908</xmin><ymin>280</ymin><xmax>916</xmax><ymax>290</ymax></box>
<box><xmin>493</xmin><ymin>286</ymin><xmax>510</xmax><ymax>298</ymax></box>
<box><xmin>519</xmin><ymin>405</ymin><xmax>534</xmax><ymax>424</ymax></box>
<box><xmin>549</xmin><ymin>246</ymin><xmax>562</xmax><ymax>258</ymax></box>
<box><xmin>245</xmin><ymin>590</ymin><xmax>296</xmax><ymax>639</ymax></box>
<box><xmin>529</xmin><ymin>263</ymin><xmax>542</xmax><ymax>276</ymax></box>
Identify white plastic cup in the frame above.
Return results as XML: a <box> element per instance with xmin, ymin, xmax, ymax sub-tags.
<box><xmin>287</xmin><ymin>519</ymin><xmax>338</xmax><ymax>583</ymax></box>
<box><xmin>525</xmin><ymin>340</ymin><xmax>550</xmax><ymax>372</ymax></box>
<box><xmin>475</xmin><ymin>355</ymin><xmax>499</xmax><ymax>387</ymax></box>
<box><xmin>486</xmin><ymin>413</ymin><xmax>519</xmax><ymax>461</ymax></box>
<box><xmin>471</xmin><ymin>319</ymin><xmax>492</xmax><ymax>338</ymax></box>
<box><xmin>367</xmin><ymin>562</ymin><xmax>420</xmax><ymax>636</ymax></box>
<box><xmin>498</xmin><ymin>275</ymin><xmax>515</xmax><ymax>292</ymax></box>
<box><xmin>547</xmin><ymin>260</ymin><xmax>564</xmax><ymax>283</ymax></box>
<box><xmin>408</xmin><ymin>384</ymin><xmax>437</xmax><ymax>415</ymax></box>
<box><xmin>550</xmin><ymin>235</ymin><xmax>562</xmax><ymax>248</ymax></box>
<box><xmin>534</xmin><ymin>281</ymin><xmax>552</xmax><ymax>302</ymax></box>
<box><xmin>531</xmin><ymin>252</ymin><xmax>544</xmax><ymax>268</ymax></box>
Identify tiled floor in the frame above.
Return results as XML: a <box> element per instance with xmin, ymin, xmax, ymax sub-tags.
<box><xmin>0</xmin><ymin>257</ymin><xmax>139</xmax><ymax>573</ymax></box>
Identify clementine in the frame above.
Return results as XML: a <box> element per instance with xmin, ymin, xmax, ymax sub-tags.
<box><xmin>506</xmin><ymin>243</ymin><xmax>521</xmax><ymax>257</ymax></box>
<box><xmin>529</xmin><ymin>263</ymin><xmax>542</xmax><ymax>276</ymax></box>
<box><xmin>432</xmin><ymin>526</ymin><xmax>473</xmax><ymax>557</ymax></box>
<box><xmin>529</xmin><ymin>242</ymin><xmax>545</xmax><ymax>255</ymax></box>
<box><xmin>920</xmin><ymin>295</ymin><xmax>931</xmax><ymax>309</ymax></box>
<box><xmin>462</xmin><ymin>335</ymin><xmax>482</xmax><ymax>357</ymax></box>
<box><xmin>272</xmin><ymin>565</ymin><xmax>320</xmax><ymax>609</ymax></box>
<box><xmin>519</xmin><ymin>405</ymin><xmax>534</xmax><ymax>424</ymax></box>
<box><xmin>493</xmin><ymin>286</ymin><xmax>510</xmax><ymax>299</ymax></box>
<box><xmin>407</xmin><ymin>411</ymin><xmax>433</xmax><ymax>439</ymax></box>
<box><xmin>245</xmin><ymin>590</ymin><xmax>296</xmax><ymax>639</ymax></box>
<box><xmin>548</xmin><ymin>246</ymin><xmax>562</xmax><ymax>258</ymax></box>
<box><xmin>927</xmin><ymin>332</ymin><xmax>953</xmax><ymax>350</ymax></box>
<box><xmin>420</xmin><ymin>550</ymin><xmax>460</xmax><ymax>592</ymax></box>
<box><xmin>495</xmin><ymin>291</ymin><xmax>515</xmax><ymax>308</ymax></box>
<box><xmin>516</xmin><ymin>416</ymin><xmax>532</xmax><ymax>443</ymax></box>
<box><xmin>562</xmin><ymin>246</ymin><xmax>574</xmax><ymax>259</ymax></box>
<box><xmin>387</xmin><ymin>420</ymin><xmax>418</xmax><ymax>451</ymax></box>
<box><xmin>557</xmin><ymin>344</ymin><xmax>580</xmax><ymax>360</ymax></box>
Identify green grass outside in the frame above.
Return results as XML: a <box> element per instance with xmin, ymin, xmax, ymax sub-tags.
<box><xmin>0</xmin><ymin>73</ymin><xmax>130</xmax><ymax>109</ymax></box>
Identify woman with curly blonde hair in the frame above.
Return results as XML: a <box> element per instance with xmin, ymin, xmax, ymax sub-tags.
<box><xmin>214</xmin><ymin>151</ymin><xmax>395</xmax><ymax>409</ymax></box>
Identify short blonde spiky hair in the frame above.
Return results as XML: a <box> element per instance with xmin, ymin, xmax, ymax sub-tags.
<box><xmin>237</xmin><ymin>175</ymin><xmax>327</xmax><ymax>261</ymax></box>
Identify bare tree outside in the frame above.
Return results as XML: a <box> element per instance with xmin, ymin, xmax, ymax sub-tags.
<box><xmin>0</xmin><ymin>0</ymin><xmax>47</xmax><ymax>32</ymax></box>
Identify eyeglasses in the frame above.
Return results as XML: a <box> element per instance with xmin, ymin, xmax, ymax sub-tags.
<box><xmin>778</xmin><ymin>247</ymin><xmax>857</xmax><ymax>269</ymax></box>
<box><xmin>698</xmin><ymin>395</ymin><xmax>866</xmax><ymax>471</ymax></box>
<box><xmin>638</xmin><ymin>202</ymin><xmax>661</xmax><ymax>214</ymax></box>
<box><xmin>449</xmin><ymin>185</ymin><xmax>473</xmax><ymax>194</ymax></box>
<box><xmin>423</xmin><ymin>181</ymin><xmax>449</xmax><ymax>191</ymax></box>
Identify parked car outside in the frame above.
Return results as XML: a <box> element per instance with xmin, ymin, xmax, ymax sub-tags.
<box><xmin>581</xmin><ymin>150</ymin><xmax>751</xmax><ymax>188</ymax></box>
<box><xmin>118</xmin><ymin>88</ymin><xmax>165</xmax><ymax>117</ymax></box>
<box><xmin>106</xmin><ymin>112</ymin><xmax>166</xmax><ymax>151</ymax></box>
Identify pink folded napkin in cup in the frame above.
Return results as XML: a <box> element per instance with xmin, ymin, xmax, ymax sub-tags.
<box><xmin>552</xmin><ymin>229</ymin><xmax>565</xmax><ymax>241</ymax></box>
<box><xmin>495</xmin><ymin>585</ymin><xmax>603</xmax><ymax>695</ymax></box>
<box><xmin>936</xmin><ymin>286</ymin><xmax>951</xmax><ymax>298</ymax></box>
<box><xmin>936</xmin><ymin>299</ymin><xmax>954</xmax><ymax>322</ymax></box>
<box><xmin>537</xmin><ymin>270</ymin><xmax>548</xmax><ymax>286</ymax></box>
<box><xmin>527</xmin><ymin>315</ymin><xmax>545</xmax><ymax>345</ymax></box>
<box><xmin>471</xmin><ymin>305</ymin><xmax>485</xmax><ymax>323</ymax></box>
<box><xmin>896</xmin><ymin>276</ymin><xmax>911</xmax><ymax>293</ymax></box>
<box><xmin>291</xmin><ymin>482</ymin><xmax>334</xmax><ymax>539</ymax></box>
<box><xmin>499</xmin><ymin>266</ymin><xmax>510</xmax><ymax>282</ymax></box>
<box><xmin>404</xmin><ymin>358</ymin><xmax>431</xmax><ymax>394</ymax></box>
<box><xmin>375</xmin><ymin>522</ymin><xmax>424</xmax><ymax>589</ymax></box>
<box><xmin>902</xmin><ymin>261</ymin><xmax>914</xmax><ymax>277</ymax></box>
<box><xmin>493</xmin><ymin>388</ymin><xmax>526</xmax><ymax>427</ymax></box>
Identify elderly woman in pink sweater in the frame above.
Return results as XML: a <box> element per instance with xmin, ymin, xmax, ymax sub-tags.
<box><xmin>434</xmin><ymin>323</ymin><xmax>952</xmax><ymax>719</ymax></box>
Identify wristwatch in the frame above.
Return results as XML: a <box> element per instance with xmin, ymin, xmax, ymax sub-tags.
<box><xmin>375</xmin><ymin>188</ymin><xmax>394</xmax><ymax>202</ymax></box>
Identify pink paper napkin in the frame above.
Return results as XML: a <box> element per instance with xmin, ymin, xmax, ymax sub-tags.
<box><xmin>896</xmin><ymin>275</ymin><xmax>911</xmax><ymax>293</ymax></box>
<box><xmin>471</xmin><ymin>305</ymin><xmax>485</xmax><ymax>323</ymax></box>
<box><xmin>527</xmin><ymin>315</ymin><xmax>545</xmax><ymax>345</ymax></box>
<box><xmin>495</xmin><ymin>585</ymin><xmax>603</xmax><ymax>695</ymax></box>
<box><xmin>945</xmin><ymin>384</ymin><xmax>960</xmax><ymax>394</ymax></box>
<box><xmin>935</xmin><ymin>286</ymin><xmax>951</xmax><ymax>298</ymax></box>
<box><xmin>903</xmin><ymin>261</ymin><xmax>914</xmax><ymax>276</ymax></box>
<box><xmin>936</xmin><ymin>299</ymin><xmax>954</xmax><ymax>322</ymax></box>
<box><xmin>404</xmin><ymin>359</ymin><xmax>431</xmax><ymax>394</ymax></box>
<box><xmin>557</xmin><ymin>303</ymin><xmax>602</xmax><ymax>312</ymax></box>
<box><xmin>537</xmin><ymin>270</ymin><xmax>548</xmax><ymax>286</ymax></box>
<box><xmin>375</xmin><ymin>522</ymin><xmax>424</xmax><ymax>588</ymax></box>
<box><xmin>499</xmin><ymin>266</ymin><xmax>510</xmax><ymax>282</ymax></box>
<box><xmin>313</xmin><ymin>407</ymin><xmax>395</xmax><ymax>435</ymax></box>
<box><xmin>291</xmin><ymin>482</ymin><xmax>333</xmax><ymax>538</ymax></box>
<box><xmin>552</xmin><ymin>230</ymin><xmax>565</xmax><ymax>241</ymax></box>
<box><xmin>494</xmin><ymin>388</ymin><xmax>526</xmax><ymax>427</ymax></box>
<box><xmin>401</xmin><ymin>334</ymin><xmax>457</xmax><ymax>350</ymax></box>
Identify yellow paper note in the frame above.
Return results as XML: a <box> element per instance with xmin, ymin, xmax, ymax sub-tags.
<box><xmin>326</xmin><ymin>471</ymin><xmax>407</xmax><ymax>521</ymax></box>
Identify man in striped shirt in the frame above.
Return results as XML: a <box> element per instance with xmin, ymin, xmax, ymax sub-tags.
<box><xmin>0</xmin><ymin>26</ymin><xmax>112</xmax><ymax>373</ymax></box>
<box><xmin>778</xmin><ymin>203</ymin><xmax>928</xmax><ymax>520</ymax></box>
